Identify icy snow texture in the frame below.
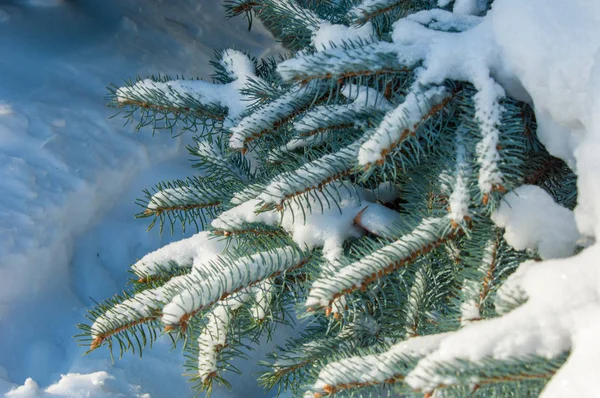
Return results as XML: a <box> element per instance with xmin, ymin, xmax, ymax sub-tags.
<box><xmin>491</xmin><ymin>185</ymin><xmax>580</xmax><ymax>259</ymax></box>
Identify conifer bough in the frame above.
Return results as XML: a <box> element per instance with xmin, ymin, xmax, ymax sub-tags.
<box><xmin>79</xmin><ymin>0</ymin><xmax>598</xmax><ymax>397</ymax></box>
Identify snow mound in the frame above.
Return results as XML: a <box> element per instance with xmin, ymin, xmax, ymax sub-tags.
<box><xmin>5</xmin><ymin>372</ymin><xmax>148</xmax><ymax>398</ymax></box>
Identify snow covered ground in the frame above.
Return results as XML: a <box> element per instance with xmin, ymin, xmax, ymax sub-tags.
<box><xmin>0</xmin><ymin>1</ymin><xmax>285</xmax><ymax>396</ymax></box>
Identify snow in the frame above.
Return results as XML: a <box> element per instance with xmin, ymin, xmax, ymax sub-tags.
<box><xmin>5</xmin><ymin>372</ymin><xmax>149</xmax><ymax>398</ymax></box>
<box><xmin>116</xmin><ymin>49</ymin><xmax>260</xmax><ymax>122</ymax></box>
<box><xmin>357</xmin><ymin>87</ymin><xmax>448</xmax><ymax>166</ymax></box>
<box><xmin>197</xmin><ymin>292</ymin><xmax>250</xmax><ymax>382</ymax></box>
<box><xmin>305</xmin><ymin>217</ymin><xmax>452</xmax><ymax>309</ymax></box>
<box><xmin>277</xmin><ymin>1</ymin><xmax>600</xmax><ymax>394</ymax></box>
<box><xmin>4</xmin><ymin>0</ymin><xmax>600</xmax><ymax>396</ymax></box>
<box><xmin>452</xmin><ymin>0</ymin><xmax>481</xmax><ymax>15</ymax></box>
<box><xmin>377</xmin><ymin>1</ymin><xmax>600</xmax><ymax>396</ymax></box>
<box><xmin>131</xmin><ymin>232</ymin><xmax>227</xmax><ymax>277</ymax></box>
<box><xmin>229</xmin><ymin>83</ymin><xmax>319</xmax><ymax>150</ymax></box>
<box><xmin>160</xmin><ymin>246</ymin><xmax>303</xmax><ymax>327</ymax></box>
<box><xmin>214</xmin><ymin>181</ymin><xmax>402</xmax><ymax>262</ymax></box>
<box><xmin>312</xmin><ymin>21</ymin><xmax>375</xmax><ymax>51</ymax></box>
<box><xmin>491</xmin><ymin>185</ymin><xmax>581</xmax><ymax>259</ymax></box>
<box><xmin>0</xmin><ymin>1</ymin><xmax>286</xmax><ymax>397</ymax></box>
<box><xmin>447</xmin><ymin>128</ymin><xmax>471</xmax><ymax>224</ymax></box>
<box><xmin>311</xmin><ymin>333</ymin><xmax>450</xmax><ymax>393</ymax></box>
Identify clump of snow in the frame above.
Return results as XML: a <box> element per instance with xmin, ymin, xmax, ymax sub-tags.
<box><xmin>214</xmin><ymin>181</ymin><xmax>404</xmax><ymax>262</ymax></box>
<box><xmin>131</xmin><ymin>231</ymin><xmax>227</xmax><ymax>277</ymax></box>
<box><xmin>491</xmin><ymin>185</ymin><xmax>580</xmax><ymax>259</ymax></box>
<box><xmin>452</xmin><ymin>0</ymin><xmax>482</xmax><ymax>15</ymax></box>
<box><xmin>312</xmin><ymin>21</ymin><xmax>375</xmax><ymax>51</ymax></box>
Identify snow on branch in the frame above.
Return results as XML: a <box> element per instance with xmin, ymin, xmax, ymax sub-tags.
<box><xmin>114</xmin><ymin>49</ymin><xmax>259</xmax><ymax>125</ymax></box>
<box><xmin>89</xmin><ymin>273</ymin><xmax>190</xmax><ymax>350</ymax></box>
<box><xmin>140</xmin><ymin>177</ymin><xmax>228</xmax><ymax>231</ymax></box>
<box><xmin>358</xmin><ymin>87</ymin><xmax>449</xmax><ymax>168</ymax></box>
<box><xmin>349</xmin><ymin>0</ymin><xmax>422</xmax><ymax>24</ymax></box>
<box><xmin>88</xmin><ymin>232</ymin><xmax>229</xmax><ymax>349</ymax></box>
<box><xmin>268</xmin><ymin>85</ymin><xmax>392</xmax><ymax>161</ymax></box>
<box><xmin>292</xmin><ymin>85</ymin><xmax>391</xmax><ymax>138</ymax></box>
<box><xmin>160</xmin><ymin>247</ymin><xmax>310</xmax><ymax>330</ymax></box>
<box><xmin>197</xmin><ymin>291</ymin><xmax>251</xmax><ymax>383</ymax></box>
<box><xmin>249</xmin><ymin>279</ymin><xmax>275</xmax><ymax>322</ymax></box>
<box><xmin>214</xmin><ymin>182</ymin><xmax>406</xmax><ymax>262</ymax></box>
<box><xmin>258</xmin><ymin>143</ymin><xmax>359</xmax><ymax>211</ymax></box>
<box><xmin>305</xmin><ymin>217</ymin><xmax>455</xmax><ymax>311</ymax></box>
<box><xmin>229</xmin><ymin>83</ymin><xmax>322</xmax><ymax>151</ymax></box>
<box><xmin>446</xmin><ymin>127</ymin><xmax>472</xmax><ymax>227</ymax></box>
<box><xmin>309</xmin><ymin>333</ymin><xmax>449</xmax><ymax>397</ymax></box>
<box><xmin>277</xmin><ymin>41</ymin><xmax>411</xmax><ymax>85</ymax></box>
<box><xmin>131</xmin><ymin>232</ymin><xmax>228</xmax><ymax>280</ymax></box>
<box><xmin>459</xmin><ymin>236</ymin><xmax>499</xmax><ymax>325</ymax></box>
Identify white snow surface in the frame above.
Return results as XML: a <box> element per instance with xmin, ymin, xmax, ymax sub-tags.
<box><xmin>0</xmin><ymin>1</ymin><xmax>287</xmax><ymax>397</ymax></box>
<box><xmin>491</xmin><ymin>185</ymin><xmax>581</xmax><ymax>259</ymax></box>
